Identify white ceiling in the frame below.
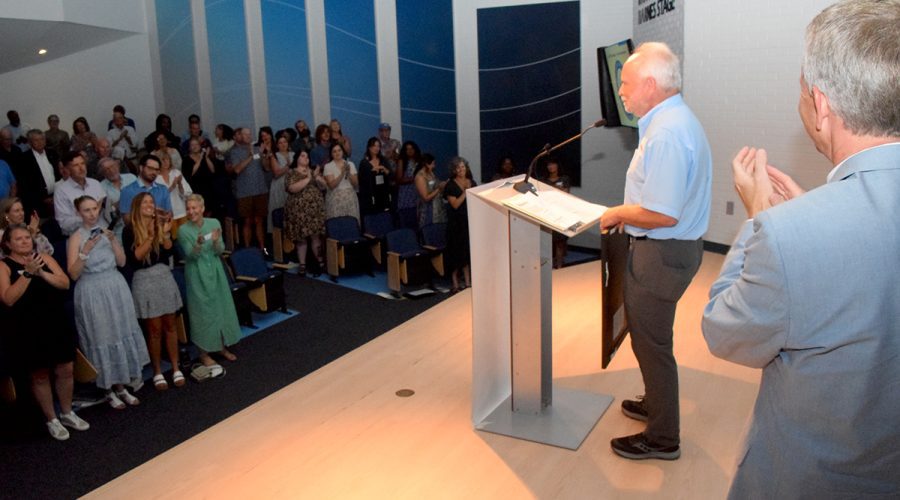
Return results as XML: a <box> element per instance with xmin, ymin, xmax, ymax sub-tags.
<box><xmin>0</xmin><ymin>19</ymin><xmax>136</xmax><ymax>75</ymax></box>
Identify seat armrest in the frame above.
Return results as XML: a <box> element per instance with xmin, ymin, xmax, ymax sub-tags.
<box><xmin>235</xmin><ymin>275</ymin><xmax>261</xmax><ymax>282</ymax></box>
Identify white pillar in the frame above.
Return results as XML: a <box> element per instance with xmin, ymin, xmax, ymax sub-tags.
<box><xmin>244</xmin><ymin>0</ymin><xmax>270</xmax><ymax>129</ymax></box>
<box><xmin>190</xmin><ymin>0</ymin><xmax>214</xmax><ymax>125</ymax></box>
<box><xmin>374</xmin><ymin>0</ymin><xmax>401</xmax><ymax>134</ymax></box>
<box><xmin>305</xmin><ymin>0</ymin><xmax>330</xmax><ymax>126</ymax></box>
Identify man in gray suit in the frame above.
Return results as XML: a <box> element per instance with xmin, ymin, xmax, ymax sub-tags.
<box><xmin>702</xmin><ymin>1</ymin><xmax>900</xmax><ymax>498</ymax></box>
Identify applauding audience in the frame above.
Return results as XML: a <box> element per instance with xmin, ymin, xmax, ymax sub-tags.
<box><xmin>177</xmin><ymin>194</ymin><xmax>241</xmax><ymax>372</ymax></box>
<box><xmin>123</xmin><ymin>193</ymin><xmax>184</xmax><ymax>390</ymax></box>
<box><xmin>0</xmin><ymin>225</ymin><xmax>88</xmax><ymax>440</ymax></box>
<box><xmin>267</xmin><ymin>133</ymin><xmax>293</xmax><ymax>235</ymax></box>
<box><xmin>444</xmin><ymin>157</ymin><xmax>475</xmax><ymax>292</ymax></box>
<box><xmin>284</xmin><ymin>151</ymin><xmax>326</xmax><ymax>275</ymax></box>
<box><xmin>395</xmin><ymin>141</ymin><xmax>421</xmax><ymax>229</ymax></box>
<box><xmin>323</xmin><ymin>143</ymin><xmax>360</xmax><ymax>222</ymax></box>
<box><xmin>1</xmin><ymin>197</ymin><xmax>53</xmax><ymax>258</ymax></box>
<box><xmin>155</xmin><ymin>150</ymin><xmax>192</xmax><ymax>236</ymax></box>
<box><xmin>358</xmin><ymin>137</ymin><xmax>392</xmax><ymax>215</ymax></box>
<box><xmin>414</xmin><ymin>153</ymin><xmax>446</xmax><ymax>227</ymax></box>
<box><xmin>67</xmin><ymin>195</ymin><xmax>148</xmax><ymax>410</ymax></box>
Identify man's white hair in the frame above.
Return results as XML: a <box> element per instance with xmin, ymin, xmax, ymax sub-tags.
<box><xmin>632</xmin><ymin>42</ymin><xmax>682</xmax><ymax>92</ymax></box>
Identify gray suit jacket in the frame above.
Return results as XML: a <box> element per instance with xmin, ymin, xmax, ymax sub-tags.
<box><xmin>702</xmin><ymin>143</ymin><xmax>900</xmax><ymax>499</ymax></box>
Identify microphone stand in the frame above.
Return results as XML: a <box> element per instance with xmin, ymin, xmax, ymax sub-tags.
<box><xmin>513</xmin><ymin>119</ymin><xmax>606</xmax><ymax>195</ymax></box>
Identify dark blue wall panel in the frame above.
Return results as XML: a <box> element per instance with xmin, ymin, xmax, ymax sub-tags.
<box><xmin>324</xmin><ymin>0</ymin><xmax>379</xmax><ymax>162</ymax></box>
<box><xmin>397</xmin><ymin>0</ymin><xmax>457</xmax><ymax>176</ymax></box>
<box><xmin>477</xmin><ymin>2</ymin><xmax>581</xmax><ymax>185</ymax></box>
<box><xmin>156</xmin><ymin>1</ymin><xmax>199</xmax><ymax>135</ymax></box>
<box><xmin>262</xmin><ymin>0</ymin><xmax>313</xmax><ymax>133</ymax></box>
<box><xmin>206</xmin><ymin>0</ymin><xmax>254</xmax><ymax>129</ymax></box>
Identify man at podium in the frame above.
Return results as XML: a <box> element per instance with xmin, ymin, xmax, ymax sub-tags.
<box><xmin>599</xmin><ymin>42</ymin><xmax>712</xmax><ymax>460</ymax></box>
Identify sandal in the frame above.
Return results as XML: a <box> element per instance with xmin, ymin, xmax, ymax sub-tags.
<box><xmin>107</xmin><ymin>391</ymin><xmax>126</xmax><ymax>410</ymax></box>
<box><xmin>172</xmin><ymin>370</ymin><xmax>185</xmax><ymax>387</ymax></box>
<box><xmin>116</xmin><ymin>388</ymin><xmax>140</xmax><ymax>406</ymax></box>
<box><xmin>153</xmin><ymin>373</ymin><xmax>168</xmax><ymax>391</ymax></box>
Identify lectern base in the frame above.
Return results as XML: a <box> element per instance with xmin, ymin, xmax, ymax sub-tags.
<box><xmin>475</xmin><ymin>386</ymin><xmax>613</xmax><ymax>450</ymax></box>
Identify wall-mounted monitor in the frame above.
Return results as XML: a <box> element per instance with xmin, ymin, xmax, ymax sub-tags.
<box><xmin>597</xmin><ymin>39</ymin><xmax>638</xmax><ymax>129</ymax></box>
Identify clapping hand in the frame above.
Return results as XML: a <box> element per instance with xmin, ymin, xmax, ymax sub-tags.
<box><xmin>24</xmin><ymin>252</ymin><xmax>44</xmax><ymax>275</ymax></box>
<box><xmin>28</xmin><ymin>211</ymin><xmax>40</xmax><ymax>234</ymax></box>
<box><xmin>211</xmin><ymin>228</ymin><xmax>221</xmax><ymax>242</ymax></box>
<box><xmin>767</xmin><ymin>165</ymin><xmax>806</xmax><ymax>203</ymax></box>
<box><xmin>732</xmin><ymin>147</ymin><xmax>779</xmax><ymax>218</ymax></box>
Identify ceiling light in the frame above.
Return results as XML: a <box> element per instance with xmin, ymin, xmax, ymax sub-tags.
<box><xmin>38</xmin><ymin>49</ymin><xmax>47</xmax><ymax>55</ymax></box>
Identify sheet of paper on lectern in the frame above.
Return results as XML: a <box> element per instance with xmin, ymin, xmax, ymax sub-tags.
<box><xmin>502</xmin><ymin>190</ymin><xmax>607</xmax><ymax>234</ymax></box>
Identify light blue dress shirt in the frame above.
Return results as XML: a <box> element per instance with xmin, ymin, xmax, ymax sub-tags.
<box><xmin>623</xmin><ymin>94</ymin><xmax>712</xmax><ymax>240</ymax></box>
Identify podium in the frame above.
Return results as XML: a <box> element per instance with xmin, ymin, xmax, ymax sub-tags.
<box><xmin>468</xmin><ymin>175</ymin><xmax>613</xmax><ymax>450</ymax></box>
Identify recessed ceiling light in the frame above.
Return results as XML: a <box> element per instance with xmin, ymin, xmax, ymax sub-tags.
<box><xmin>38</xmin><ymin>49</ymin><xmax>48</xmax><ymax>55</ymax></box>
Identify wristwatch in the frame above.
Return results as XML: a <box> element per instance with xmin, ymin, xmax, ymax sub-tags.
<box><xmin>22</xmin><ymin>270</ymin><xmax>34</xmax><ymax>279</ymax></box>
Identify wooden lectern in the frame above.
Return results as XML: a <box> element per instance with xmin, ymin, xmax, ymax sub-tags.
<box><xmin>468</xmin><ymin>175</ymin><xmax>613</xmax><ymax>450</ymax></box>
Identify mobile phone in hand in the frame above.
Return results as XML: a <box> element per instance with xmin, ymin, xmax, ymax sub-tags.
<box><xmin>90</xmin><ymin>227</ymin><xmax>102</xmax><ymax>239</ymax></box>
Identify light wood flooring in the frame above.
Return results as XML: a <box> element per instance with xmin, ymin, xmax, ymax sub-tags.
<box><xmin>87</xmin><ymin>252</ymin><xmax>760</xmax><ymax>500</ymax></box>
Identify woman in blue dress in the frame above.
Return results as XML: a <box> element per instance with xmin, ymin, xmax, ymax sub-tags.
<box><xmin>66</xmin><ymin>195</ymin><xmax>149</xmax><ymax>409</ymax></box>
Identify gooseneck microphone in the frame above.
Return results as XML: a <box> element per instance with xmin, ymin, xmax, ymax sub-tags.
<box><xmin>513</xmin><ymin>118</ymin><xmax>607</xmax><ymax>194</ymax></box>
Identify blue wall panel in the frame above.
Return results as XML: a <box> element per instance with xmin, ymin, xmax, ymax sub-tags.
<box><xmin>156</xmin><ymin>0</ymin><xmax>199</xmax><ymax>135</ymax></box>
<box><xmin>261</xmin><ymin>0</ymin><xmax>312</xmax><ymax>133</ymax></box>
<box><xmin>397</xmin><ymin>0</ymin><xmax>456</xmax><ymax>175</ymax></box>
<box><xmin>477</xmin><ymin>2</ymin><xmax>581</xmax><ymax>185</ymax></box>
<box><xmin>324</xmin><ymin>0</ymin><xmax>379</xmax><ymax>162</ymax></box>
<box><xmin>206</xmin><ymin>0</ymin><xmax>254</xmax><ymax>130</ymax></box>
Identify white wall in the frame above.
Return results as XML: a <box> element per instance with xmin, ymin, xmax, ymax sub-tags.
<box><xmin>0</xmin><ymin>0</ymin><xmax>157</xmax><ymax>139</ymax></box>
<box><xmin>0</xmin><ymin>33</ymin><xmax>158</xmax><ymax>139</ymax></box>
<box><xmin>684</xmin><ymin>0</ymin><xmax>834</xmax><ymax>245</ymax></box>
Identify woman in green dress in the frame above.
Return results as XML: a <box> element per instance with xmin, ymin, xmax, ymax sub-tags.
<box><xmin>177</xmin><ymin>194</ymin><xmax>241</xmax><ymax>369</ymax></box>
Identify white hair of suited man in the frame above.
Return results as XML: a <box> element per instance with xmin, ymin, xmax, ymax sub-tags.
<box><xmin>802</xmin><ymin>0</ymin><xmax>900</xmax><ymax>137</ymax></box>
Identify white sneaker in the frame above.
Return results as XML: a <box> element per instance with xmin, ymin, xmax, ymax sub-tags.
<box><xmin>59</xmin><ymin>411</ymin><xmax>90</xmax><ymax>431</ymax></box>
<box><xmin>47</xmin><ymin>418</ymin><xmax>70</xmax><ymax>441</ymax></box>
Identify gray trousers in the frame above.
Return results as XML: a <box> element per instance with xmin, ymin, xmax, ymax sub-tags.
<box><xmin>623</xmin><ymin>237</ymin><xmax>703</xmax><ymax>447</ymax></box>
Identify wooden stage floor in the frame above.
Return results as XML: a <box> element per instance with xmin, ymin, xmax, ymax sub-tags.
<box><xmin>87</xmin><ymin>252</ymin><xmax>759</xmax><ymax>499</ymax></box>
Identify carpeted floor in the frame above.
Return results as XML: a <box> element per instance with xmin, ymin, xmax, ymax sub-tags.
<box><xmin>0</xmin><ymin>273</ymin><xmax>448</xmax><ymax>499</ymax></box>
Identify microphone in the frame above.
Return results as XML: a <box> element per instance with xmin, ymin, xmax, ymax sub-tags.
<box><xmin>514</xmin><ymin>119</ymin><xmax>606</xmax><ymax>194</ymax></box>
